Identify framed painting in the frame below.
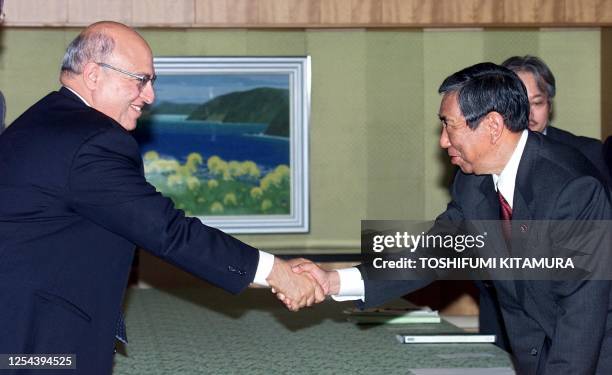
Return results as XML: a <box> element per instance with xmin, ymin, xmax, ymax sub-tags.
<box><xmin>135</xmin><ymin>57</ymin><xmax>310</xmax><ymax>233</ymax></box>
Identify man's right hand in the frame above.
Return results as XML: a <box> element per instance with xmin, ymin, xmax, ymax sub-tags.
<box><xmin>266</xmin><ymin>257</ymin><xmax>324</xmax><ymax>311</ymax></box>
<box><xmin>291</xmin><ymin>260</ymin><xmax>341</xmax><ymax>296</ymax></box>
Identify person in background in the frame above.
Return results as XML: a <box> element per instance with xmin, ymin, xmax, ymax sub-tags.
<box><xmin>502</xmin><ymin>55</ymin><xmax>610</xmax><ymax>184</ymax></box>
<box><xmin>0</xmin><ymin>21</ymin><xmax>321</xmax><ymax>375</ymax></box>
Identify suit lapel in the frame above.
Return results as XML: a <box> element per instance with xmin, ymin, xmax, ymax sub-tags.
<box><xmin>511</xmin><ymin>132</ymin><xmax>541</xmax><ymax>303</ymax></box>
<box><xmin>476</xmin><ymin>176</ymin><xmax>499</xmax><ymax>220</ymax></box>
<box><xmin>513</xmin><ymin>132</ymin><xmax>539</xmax><ymax>222</ymax></box>
<box><xmin>473</xmin><ymin>176</ymin><xmax>509</xmax><ymax>260</ymax></box>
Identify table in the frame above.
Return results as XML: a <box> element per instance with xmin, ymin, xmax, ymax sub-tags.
<box><xmin>113</xmin><ymin>287</ymin><xmax>514</xmax><ymax>374</ymax></box>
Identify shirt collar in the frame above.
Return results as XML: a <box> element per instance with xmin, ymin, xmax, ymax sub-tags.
<box><xmin>63</xmin><ymin>86</ymin><xmax>91</xmax><ymax>107</ymax></box>
<box><xmin>491</xmin><ymin>129</ymin><xmax>528</xmax><ymax>209</ymax></box>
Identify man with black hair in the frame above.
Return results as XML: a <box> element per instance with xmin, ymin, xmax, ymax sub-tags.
<box><xmin>292</xmin><ymin>62</ymin><xmax>612</xmax><ymax>374</ymax></box>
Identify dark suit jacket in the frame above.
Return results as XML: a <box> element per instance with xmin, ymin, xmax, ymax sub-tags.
<box><xmin>479</xmin><ymin>126</ymin><xmax>610</xmax><ymax>351</ymax></box>
<box><xmin>0</xmin><ymin>90</ymin><xmax>6</xmax><ymax>132</ymax></box>
<box><xmin>604</xmin><ymin>136</ymin><xmax>612</xmax><ymax>177</ymax></box>
<box><xmin>360</xmin><ymin>132</ymin><xmax>612</xmax><ymax>374</ymax></box>
<box><xmin>546</xmin><ymin>126</ymin><xmax>610</xmax><ymax>186</ymax></box>
<box><xmin>0</xmin><ymin>88</ymin><xmax>259</xmax><ymax>374</ymax></box>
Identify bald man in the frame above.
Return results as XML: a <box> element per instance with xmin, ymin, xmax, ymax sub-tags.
<box><xmin>0</xmin><ymin>21</ymin><xmax>320</xmax><ymax>374</ymax></box>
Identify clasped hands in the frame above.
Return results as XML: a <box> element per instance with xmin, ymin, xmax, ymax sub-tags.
<box><xmin>266</xmin><ymin>257</ymin><xmax>340</xmax><ymax>311</ymax></box>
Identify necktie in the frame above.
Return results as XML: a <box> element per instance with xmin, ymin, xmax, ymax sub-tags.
<box><xmin>498</xmin><ymin>192</ymin><xmax>512</xmax><ymax>243</ymax></box>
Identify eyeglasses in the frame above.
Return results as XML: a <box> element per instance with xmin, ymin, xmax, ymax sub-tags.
<box><xmin>96</xmin><ymin>62</ymin><xmax>157</xmax><ymax>91</ymax></box>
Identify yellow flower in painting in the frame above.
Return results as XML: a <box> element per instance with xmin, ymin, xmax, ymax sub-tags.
<box><xmin>250</xmin><ymin>187</ymin><xmax>263</xmax><ymax>200</ymax></box>
<box><xmin>223</xmin><ymin>193</ymin><xmax>237</xmax><ymax>206</ymax></box>
<box><xmin>186</xmin><ymin>153</ymin><xmax>203</xmax><ymax>173</ymax></box>
<box><xmin>208</xmin><ymin>155</ymin><xmax>228</xmax><ymax>176</ymax></box>
<box><xmin>208</xmin><ymin>179</ymin><xmax>219</xmax><ymax>189</ymax></box>
<box><xmin>210</xmin><ymin>202</ymin><xmax>224</xmax><ymax>214</ymax></box>
<box><xmin>228</xmin><ymin>161</ymin><xmax>244</xmax><ymax>177</ymax></box>
<box><xmin>260</xmin><ymin>176</ymin><xmax>271</xmax><ymax>191</ymax></box>
<box><xmin>167</xmin><ymin>174</ymin><xmax>183</xmax><ymax>187</ymax></box>
<box><xmin>208</xmin><ymin>155</ymin><xmax>222</xmax><ymax>168</ymax></box>
<box><xmin>259</xmin><ymin>165</ymin><xmax>290</xmax><ymax>191</ymax></box>
<box><xmin>242</xmin><ymin>161</ymin><xmax>260</xmax><ymax>178</ymax></box>
<box><xmin>144</xmin><ymin>151</ymin><xmax>160</xmax><ymax>161</ymax></box>
<box><xmin>145</xmin><ymin>159</ymin><xmax>180</xmax><ymax>174</ymax></box>
<box><xmin>275</xmin><ymin>165</ymin><xmax>290</xmax><ymax>176</ymax></box>
<box><xmin>261</xmin><ymin>199</ymin><xmax>273</xmax><ymax>212</ymax></box>
<box><xmin>197</xmin><ymin>197</ymin><xmax>206</xmax><ymax>203</ymax></box>
<box><xmin>186</xmin><ymin>176</ymin><xmax>200</xmax><ymax>191</ymax></box>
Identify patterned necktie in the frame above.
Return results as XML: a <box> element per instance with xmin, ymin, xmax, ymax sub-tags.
<box><xmin>498</xmin><ymin>192</ymin><xmax>512</xmax><ymax>243</ymax></box>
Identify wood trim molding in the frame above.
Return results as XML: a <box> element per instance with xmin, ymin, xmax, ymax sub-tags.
<box><xmin>3</xmin><ymin>0</ymin><xmax>612</xmax><ymax>28</ymax></box>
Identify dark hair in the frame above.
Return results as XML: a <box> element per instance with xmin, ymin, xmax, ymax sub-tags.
<box><xmin>438</xmin><ymin>62</ymin><xmax>529</xmax><ymax>132</ymax></box>
<box><xmin>501</xmin><ymin>55</ymin><xmax>556</xmax><ymax>104</ymax></box>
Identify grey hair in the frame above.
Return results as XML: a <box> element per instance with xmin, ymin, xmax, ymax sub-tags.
<box><xmin>501</xmin><ymin>55</ymin><xmax>556</xmax><ymax>104</ymax></box>
<box><xmin>60</xmin><ymin>31</ymin><xmax>115</xmax><ymax>74</ymax></box>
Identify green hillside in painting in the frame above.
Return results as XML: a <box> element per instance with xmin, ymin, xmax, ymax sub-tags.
<box><xmin>187</xmin><ymin>87</ymin><xmax>289</xmax><ymax>137</ymax></box>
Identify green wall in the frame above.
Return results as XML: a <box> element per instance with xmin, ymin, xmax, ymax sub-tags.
<box><xmin>0</xmin><ymin>28</ymin><xmax>602</xmax><ymax>254</ymax></box>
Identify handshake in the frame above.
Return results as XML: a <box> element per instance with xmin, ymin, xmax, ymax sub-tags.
<box><xmin>266</xmin><ymin>257</ymin><xmax>341</xmax><ymax>311</ymax></box>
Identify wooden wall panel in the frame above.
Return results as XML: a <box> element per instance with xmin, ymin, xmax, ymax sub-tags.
<box><xmin>195</xmin><ymin>0</ymin><xmax>257</xmax><ymax>25</ymax></box>
<box><xmin>503</xmin><ymin>0</ymin><xmax>537</xmax><ymax>24</ymax></box>
<box><xmin>430</xmin><ymin>0</ymin><xmax>475</xmax><ymax>25</ymax></box>
<box><xmin>413</xmin><ymin>0</ymin><xmax>435</xmax><ymax>25</ymax></box>
<box><xmin>67</xmin><ymin>0</ymin><xmax>132</xmax><ymax>26</ymax></box>
<box><xmin>320</xmin><ymin>0</ymin><xmax>352</xmax><ymax>25</ymax></box>
<box><xmin>2</xmin><ymin>0</ymin><xmax>612</xmax><ymax>27</ymax></box>
<box><xmin>566</xmin><ymin>0</ymin><xmax>598</xmax><ymax>23</ymax></box>
<box><xmin>474</xmin><ymin>0</ymin><xmax>504</xmax><ymax>25</ymax></box>
<box><xmin>258</xmin><ymin>0</ymin><xmax>289</xmax><ymax>24</ymax></box>
<box><xmin>537</xmin><ymin>0</ymin><xmax>564</xmax><ymax>24</ymax></box>
<box><xmin>351</xmin><ymin>0</ymin><xmax>382</xmax><ymax>25</ymax></box>
<box><xmin>4</xmin><ymin>0</ymin><xmax>67</xmax><ymax>26</ymax></box>
<box><xmin>288</xmin><ymin>0</ymin><xmax>321</xmax><ymax>25</ymax></box>
<box><xmin>381</xmin><ymin>0</ymin><xmax>415</xmax><ymax>24</ymax></box>
<box><xmin>194</xmin><ymin>0</ymin><xmax>225</xmax><ymax>25</ymax></box>
<box><xmin>596</xmin><ymin>0</ymin><xmax>612</xmax><ymax>23</ymax></box>
<box><xmin>131</xmin><ymin>0</ymin><xmax>195</xmax><ymax>26</ymax></box>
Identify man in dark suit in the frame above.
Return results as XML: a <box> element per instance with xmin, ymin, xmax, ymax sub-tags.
<box><xmin>292</xmin><ymin>63</ymin><xmax>612</xmax><ymax>374</ymax></box>
<box><xmin>0</xmin><ymin>0</ymin><xmax>5</xmax><ymax>133</ymax></box>
<box><xmin>605</xmin><ymin>136</ymin><xmax>612</xmax><ymax>176</ymax></box>
<box><xmin>474</xmin><ymin>55</ymin><xmax>612</xmax><ymax>352</ymax></box>
<box><xmin>0</xmin><ymin>21</ymin><xmax>320</xmax><ymax>375</ymax></box>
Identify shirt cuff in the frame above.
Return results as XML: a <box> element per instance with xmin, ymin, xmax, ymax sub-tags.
<box><xmin>331</xmin><ymin>267</ymin><xmax>365</xmax><ymax>301</ymax></box>
<box><xmin>253</xmin><ymin>251</ymin><xmax>275</xmax><ymax>286</ymax></box>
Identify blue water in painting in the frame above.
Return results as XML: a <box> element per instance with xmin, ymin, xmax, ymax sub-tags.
<box><xmin>134</xmin><ymin>115</ymin><xmax>289</xmax><ymax>168</ymax></box>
